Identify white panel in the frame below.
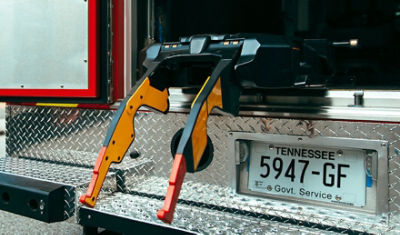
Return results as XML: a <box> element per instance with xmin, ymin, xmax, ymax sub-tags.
<box><xmin>0</xmin><ymin>0</ymin><xmax>88</xmax><ymax>89</ymax></box>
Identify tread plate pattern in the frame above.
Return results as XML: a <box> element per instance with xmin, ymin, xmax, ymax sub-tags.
<box><xmin>6</xmin><ymin>105</ymin><xmax>400</xmax><ymax>233</ymax></box>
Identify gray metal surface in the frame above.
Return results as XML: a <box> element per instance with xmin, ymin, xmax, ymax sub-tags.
<box><xmin>6</xmin><ymin>105</ymin><xmax>400</xmax><ymax>233</ymax></box>
<box><xmin>168</xmin><ymin>88</ymin><xmax>400</xmax><ymax>122</ymax></box>
<box><xmin>0</xmin><ymin>0</ymin><xmax>88</xmax><ymax>89</ymax></box>
<box><xmin>0</xmin><ymin>156</ymin><xmax>117</xmax><ymax>221</ymax></box>
<box><xmin>0</xmin><ymin>157</ymin><xmax>95</xmax><ymax>187</ymax></box>
<box><xmin>7</xmin><ymin>105</ymin><xmax>113</xmax><ymax>168</ymax></box>
<box><xmin>125</xmin><ymin>176</ymin><xmax>389</xmax><ymax>233</ymax></box>
<box><xmin>86</xmin><ymin>192</ymin><xmax>338</xmax><ymax>235</ymax></box>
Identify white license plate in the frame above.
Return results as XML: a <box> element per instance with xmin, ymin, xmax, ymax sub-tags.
<box><xmin>248</xmin><ymin>142</ymin><xmax>366</xmax><ymax>207</ymax></box>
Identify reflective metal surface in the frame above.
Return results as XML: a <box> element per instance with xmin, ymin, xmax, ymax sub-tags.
<box><xmin>87</xmin><ymin>192</ymin><xmax>338</xmax><ymax>234</ymax></box>
<box><xmin>0</xmin><ymin>0</ymin><xmax>88</xmax><ymax>89</ymax></box>
<box><xmin>5</xmin><ymin>105</ymin><xmax>400</xmax><ymax>233</ymax></box>
<box><xmin>168</xmin><ymin>88</ymin><xmax>400</xmax><ymax>122</ymax></box>
<box><xmin>0</xmin><ymin>156</ymin><xmax>117</xmax><ymax>220</ymax></box>
<box><xmin>0</xmin><ymin>156</ymin><xmax>114</xmax><ymax>188</ymax></box>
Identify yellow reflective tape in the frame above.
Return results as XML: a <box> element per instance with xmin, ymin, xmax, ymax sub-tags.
<box><xmin>191</xmin><ymin>78</ymin><xmax>222</xmax><ymax>170</ymax></box>
<box><xmin>191</xmin><ymin>76</ymin><xmax>211</xmax><ymax>109</ymax></box>
<box><xmin>36</xmin><ymin>103</ymin><xmax>79</xmax><ymax>108</ymax></box>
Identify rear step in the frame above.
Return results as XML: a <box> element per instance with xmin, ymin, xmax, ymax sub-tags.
<box><xmin>0</xmin><ymin>172</ymin><xmax>65</xmax><ymax>223</ymax></box>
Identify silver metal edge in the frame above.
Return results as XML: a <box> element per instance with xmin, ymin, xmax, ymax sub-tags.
<box><xmin>112</xmin><ymin>89</ymin><xmax>400</xmax><ymax>122</ymax></box>
<box><xmin>79</xmin><ymin>207</ymin><xmax>194</xmax><ymax>234</ymax></box>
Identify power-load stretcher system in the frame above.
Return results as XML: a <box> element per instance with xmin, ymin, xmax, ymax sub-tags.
<box><xmin>80</xmin><ymin>34</ymin><xmax>354</xmax><ymax>223</ymax></box>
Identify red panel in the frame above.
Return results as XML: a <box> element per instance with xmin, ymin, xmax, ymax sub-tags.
<box><xmin>87</xmin><ymin>0</ymin><xmax>99</xmax><ymax>98</ymax></box>
<box><xmin>112</xmin><ymin>0</ymin><xmax>125</xmax><ymax>100</ymax></box>
<box><xmin>0</xmin><ymin>0</ymin><xmax>99</xmax><ymax>98</ymax></box>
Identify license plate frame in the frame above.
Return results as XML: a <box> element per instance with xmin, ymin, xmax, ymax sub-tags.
<box><xmin>228</xmin><ymin>133</ymin><xmax>389</xmax><ymax>215</ymax></box>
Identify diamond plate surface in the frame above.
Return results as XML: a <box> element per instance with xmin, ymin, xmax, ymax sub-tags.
<box><xmin>6</xmin><ymin>105</ymin><xmax>148</xmax><ymax>171</ymax></box>
<box><xmin>6</xmin><ymin>105</ymin><xmax>400</xmax><ymax>233</ymax></box>
<box><xmin>0</xmin><ymin>156</ymin><xmax>117</xmax><ymax>227</ymax></box>
<box><xmin>89</xmin><ymin>192</ymin><xmax>339</xmax><ymax>235</ymax></box>
<box><xmin>6</xmin><ymin>105</ymin><xmax>112</xmax><ymax>167</ymax></box>
<box><xmin>0</xmin><ymin>156</ymin><xmax>116</xmax><ymax>189</ymax></box>
<box><xmin>125</xmin><ymin>177</ymin><xmax>389</xmax><ymax>234</ymax></box>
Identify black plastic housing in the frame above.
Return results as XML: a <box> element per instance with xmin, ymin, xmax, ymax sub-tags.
<box><xmin>0</xmin><ymin>173</ymin><xmax>66</xmax><ymax>223</ymax></box>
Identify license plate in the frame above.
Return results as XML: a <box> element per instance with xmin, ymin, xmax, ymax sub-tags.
<box><xmin>248</xmin><ymin>142</ymin><xmax>366</xmax><ymax>207</ymax></box>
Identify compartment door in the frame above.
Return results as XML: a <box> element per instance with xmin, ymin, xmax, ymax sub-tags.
<box><xmin>0</xmin><ymin>0</ymin><xmax>104</xmax><ymax>101</ymax></box>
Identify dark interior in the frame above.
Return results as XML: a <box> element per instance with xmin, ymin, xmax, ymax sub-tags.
<box><xmin>137</xmin><ymin>0</ymin><xmax>400</xmax><ymax>89</ymax></box>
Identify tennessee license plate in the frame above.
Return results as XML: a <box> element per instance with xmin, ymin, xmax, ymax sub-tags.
<box><xmin>248</xmin><ymin>142</ymin><xmax>366</xmax><ymax>207</ymax></box>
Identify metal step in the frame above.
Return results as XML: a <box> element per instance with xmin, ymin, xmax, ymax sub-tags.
<box><xmin>0</xmin><ymin>156</ymin><xmax>116</xmax><ymax>221</ymax></box>
<box><xmin>79</xmin><ymin>192</ymin><xmax>341</xmax><ymax>234</ymax></box>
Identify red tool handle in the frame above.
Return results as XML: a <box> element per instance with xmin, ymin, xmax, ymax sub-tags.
<box><xmin>157</xmin><ymin>154</ymin><xmax>187</xmax><ymax>224</ymax></box>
